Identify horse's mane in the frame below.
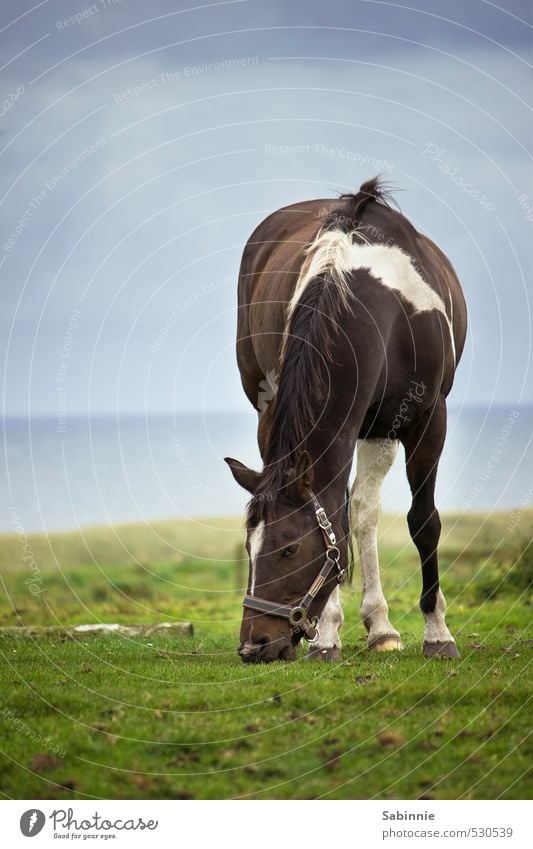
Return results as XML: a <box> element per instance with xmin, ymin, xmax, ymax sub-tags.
<box><xmin>247</xmin><ymin>177</ymin><xmax>395</xmax><ymax>525</ymax></box>
<box><xmin>325</xmin><ymin>175</ymin><xmax>397</xmax><ymax>232</ymax></box>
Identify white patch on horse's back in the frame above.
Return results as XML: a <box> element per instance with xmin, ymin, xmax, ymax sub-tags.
<box><xmin>248</xmin><ymin>520</ymin><xmax>265</xmax><ymax>596</ymax></box>
<box><xmin>447</xmin><ymin>289</ymin><xmax>456</xmax><ymax>364</ymax></box>
<box><xmin>289</xmin><ymin>229</ymin><xmax>455</xmax><ymax>364</ymax></box>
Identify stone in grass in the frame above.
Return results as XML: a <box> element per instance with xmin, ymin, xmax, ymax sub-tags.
<box><xmin>31</xmin><ymin>753</ymin><xmax>62</xmax><ymax>773</ymax></box>
<box><xmin>0</xmin><ymin>622</ymin><xmax>193</xmax><ymax>637</ymax></box>
<box><xmin>73</xmin><ymin>623</ymin><xmax>193</xmax><ymax>637</ymax></box>
<box><xmin>377</xmin><ymin>731</ymin><xmax>405</xmax><ymax>749</ymax></box>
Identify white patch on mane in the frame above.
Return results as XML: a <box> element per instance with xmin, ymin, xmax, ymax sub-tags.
<box><xmin>288</xmin><ymin>229</ymin><xmax>363</xmax><ymax>319</ymax></box>
<box><xmin>287</xmin><ymin>229</ymin><xmax>455</xmax><ymax>365</ymax></box>
<box><xmin>248</xmin><ymin>520</ymin><xmax>265</xmax><ymax>596</ymax></box>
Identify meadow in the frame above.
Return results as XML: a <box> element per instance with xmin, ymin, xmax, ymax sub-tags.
<box><xmin>0</xmin><ymin>511</ymin><xmax>531</xmax><ymax>800</ymax></box>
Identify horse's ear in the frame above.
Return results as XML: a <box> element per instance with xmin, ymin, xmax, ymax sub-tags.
<box><xmin>224</xmin><ymin>457</ymin><xmax>261</xmax><ymax>494</ymax></box>
<box><xmin>294</xmin><ymin>450</ymin><xmax>314</xmax><ymax>499</ymax></box>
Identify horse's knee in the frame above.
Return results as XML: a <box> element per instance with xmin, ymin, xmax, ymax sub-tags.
<box><xmin>351</xmin><ymin>496</ymin><xmax>380</xmax><ymax>541</ymax></box>
<box><xmin>407</xmin><ymin>504</ymin><xmax>441</xmax><ymax>550</ymax></box>
<box><xmin>322</xmin><ymin>588</ymin><xmax>344</xmax><ymax>627</ymax></box>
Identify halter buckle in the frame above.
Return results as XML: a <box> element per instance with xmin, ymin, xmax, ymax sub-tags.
<box><xmin>315</xmin><ymin>506</ymin><xmax>329</xmax><ymax>528</ymax></box>
<box><xmin>315</xmin><ymin>506</ymin><xmax>337</xmax><ymax>546</ymax></box>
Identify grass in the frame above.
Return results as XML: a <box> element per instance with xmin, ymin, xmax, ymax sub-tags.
<box><xmin>0</xmin><ymin>511</ymin><xmax>531</xmax><ymax>800</ymax></box>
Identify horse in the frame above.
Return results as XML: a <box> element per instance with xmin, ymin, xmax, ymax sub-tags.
<box><xmin>225</xmin><ymin>177</ymin><xmax>467</xmax><ymax>663</ymax></box>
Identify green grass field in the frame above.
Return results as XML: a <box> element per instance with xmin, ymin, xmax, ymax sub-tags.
<box><xmin>0</xmin><ymin>512</ymin><xmax>531</xmax><ymax>800</ymax></box>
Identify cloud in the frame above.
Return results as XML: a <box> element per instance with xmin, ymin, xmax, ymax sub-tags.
<box><xmin>0</xmin><ymin>3</ymin><xmax>530</xmax><ymax>414</ymax></box>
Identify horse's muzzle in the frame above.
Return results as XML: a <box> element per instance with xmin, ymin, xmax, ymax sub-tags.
<box><xmin>238</xmin><ymin>638</ymin><xmax>297</xmax><ymax>663</ymax></box>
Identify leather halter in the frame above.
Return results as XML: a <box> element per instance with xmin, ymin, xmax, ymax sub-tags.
<box><xmin>242</xmin><ymin>492</ymin><xmax>345</xmax><ymax>643</ymax></box>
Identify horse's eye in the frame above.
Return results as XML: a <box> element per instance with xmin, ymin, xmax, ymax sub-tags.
<box><xmin>282</xmin><ymin>544</ymin><xmax>300</xmax><ymax>558</ymax></box>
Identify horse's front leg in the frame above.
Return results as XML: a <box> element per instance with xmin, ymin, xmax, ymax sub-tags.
<box><xmin>351</xmin><ymin>438</ymin><xmax>404</xmax><ymax>651</ymax></box>
<box><xmin>306</xmin><ymin>586</ymin><xmax>343</xmax><ymax>661</ymax></box>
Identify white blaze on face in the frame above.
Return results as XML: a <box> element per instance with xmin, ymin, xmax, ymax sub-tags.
<box><xmin>288</xmin><ymin>230</ymin><xmax>456</xmax><ymax>364</ymax></box>
<box><xmin>248</xmin><ymin>520</ymin><xmax>265</xmax><ymax>596</ymax></box>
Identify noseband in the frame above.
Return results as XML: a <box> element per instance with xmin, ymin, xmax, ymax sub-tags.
<box><xmin>242</xmin><ymin>492</ymin><xmax>345</xmax><ymax>643</ymax></box>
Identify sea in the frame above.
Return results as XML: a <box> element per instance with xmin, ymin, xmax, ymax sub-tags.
<box><xmin>1</xmin><ymin>406</ymin><xmax>532</xmax><ymax>533</ymax></box>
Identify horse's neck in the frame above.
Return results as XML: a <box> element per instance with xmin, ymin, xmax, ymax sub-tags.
<box><xmin>259</xmin><ymin>410</ymin><xmax>354</xmax><ymax>516</ymax></box>
<box><xmin>257</xmin><ymin>408</ymin><xmax>271</xmax><ymax>462</ymax></box>
<box><xmin>307</xmin><ymin>434</ymin><xmax>355</xmax><ymax>512</ymax></box>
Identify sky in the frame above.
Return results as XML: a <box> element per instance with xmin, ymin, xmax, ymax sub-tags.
<box><xmin>1</xmin><ymin>0</ymin><xmax>531</xmax><ymax>417</ymax></box>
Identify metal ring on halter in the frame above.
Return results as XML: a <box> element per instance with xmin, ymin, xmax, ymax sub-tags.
<box><xmin>325</xmin><ymin>545</ymin><xmax>340</xmax><ymax>562</ymax></box>
<box><xmin>288</xmin><ymin>606</ymin><xmax>307</xmax><ymax>627</ymax></box>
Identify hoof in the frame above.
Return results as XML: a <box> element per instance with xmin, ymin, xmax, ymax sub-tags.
<box><xmin>306</xmin><ymin>646</ymin><xmax>341</xmax><ymax>661</ymax></box>
<box><xmin>423</xmin><ymin>640</ymin><xmax>460</xmax><ymax>659</ymax></box>
<box><xmin>368</xmin><ymin>635</ymin><xmax>404</xmax><ymax>652</ymax></box>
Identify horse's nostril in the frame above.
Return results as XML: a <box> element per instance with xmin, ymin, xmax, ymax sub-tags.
<box><xmin>238</xmin><ymin>637</ymin><xmax>272</xmax><ymax>662</ymax></box>
<box><xmin>238</xmin><ymin>641</ymin><xmax>263</xmax><ymax>658</ymax></box>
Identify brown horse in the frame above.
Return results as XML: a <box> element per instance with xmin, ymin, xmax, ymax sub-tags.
<box><xmin>225</xmin><ymin>177</ymin><xmax>467</xmax><ymax>663</ymax></box>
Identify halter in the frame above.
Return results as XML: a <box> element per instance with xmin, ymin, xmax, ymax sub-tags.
<box><xmin>242</xmin><ymin>492</ymin><xmax>345</xmax><ymax>643</ymax></box>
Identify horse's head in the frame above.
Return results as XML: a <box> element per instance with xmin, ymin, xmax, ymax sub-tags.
<box><xmin>225</xmin><ymin>451</ymin><xmax>347</xmax><ymax>663</ymax></box>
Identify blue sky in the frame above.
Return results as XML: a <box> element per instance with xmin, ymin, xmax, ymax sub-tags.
<box><xmin>1</xmin><ymin>0</ymin><xmax>531</xmax><ymax>416</ymax></box>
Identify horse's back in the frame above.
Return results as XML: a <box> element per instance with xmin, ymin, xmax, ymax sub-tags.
<box><xmin>236</xmin><ymin>183</ymin><xmax>467</xmax><ymax>412</ymax></box>
<box><xmin>238</xmin><ymin>198</ymin><xmax>334</xmax><ymax>303</ymax></box>
<box><xmin>237</xmin><ymin>198</ymin><xmax>335</xmax><ymax>383</ymax></box>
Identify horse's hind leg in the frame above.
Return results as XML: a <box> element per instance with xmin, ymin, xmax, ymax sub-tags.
<box><xmin>351</xmin><ymin>438</ymin><xmax>404</xmax><ymax>651</ymax></box>
<box><xmin>402</xmin><ymin>398</ymin><xmax>459</xmax><ymax>659</ymax></box>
